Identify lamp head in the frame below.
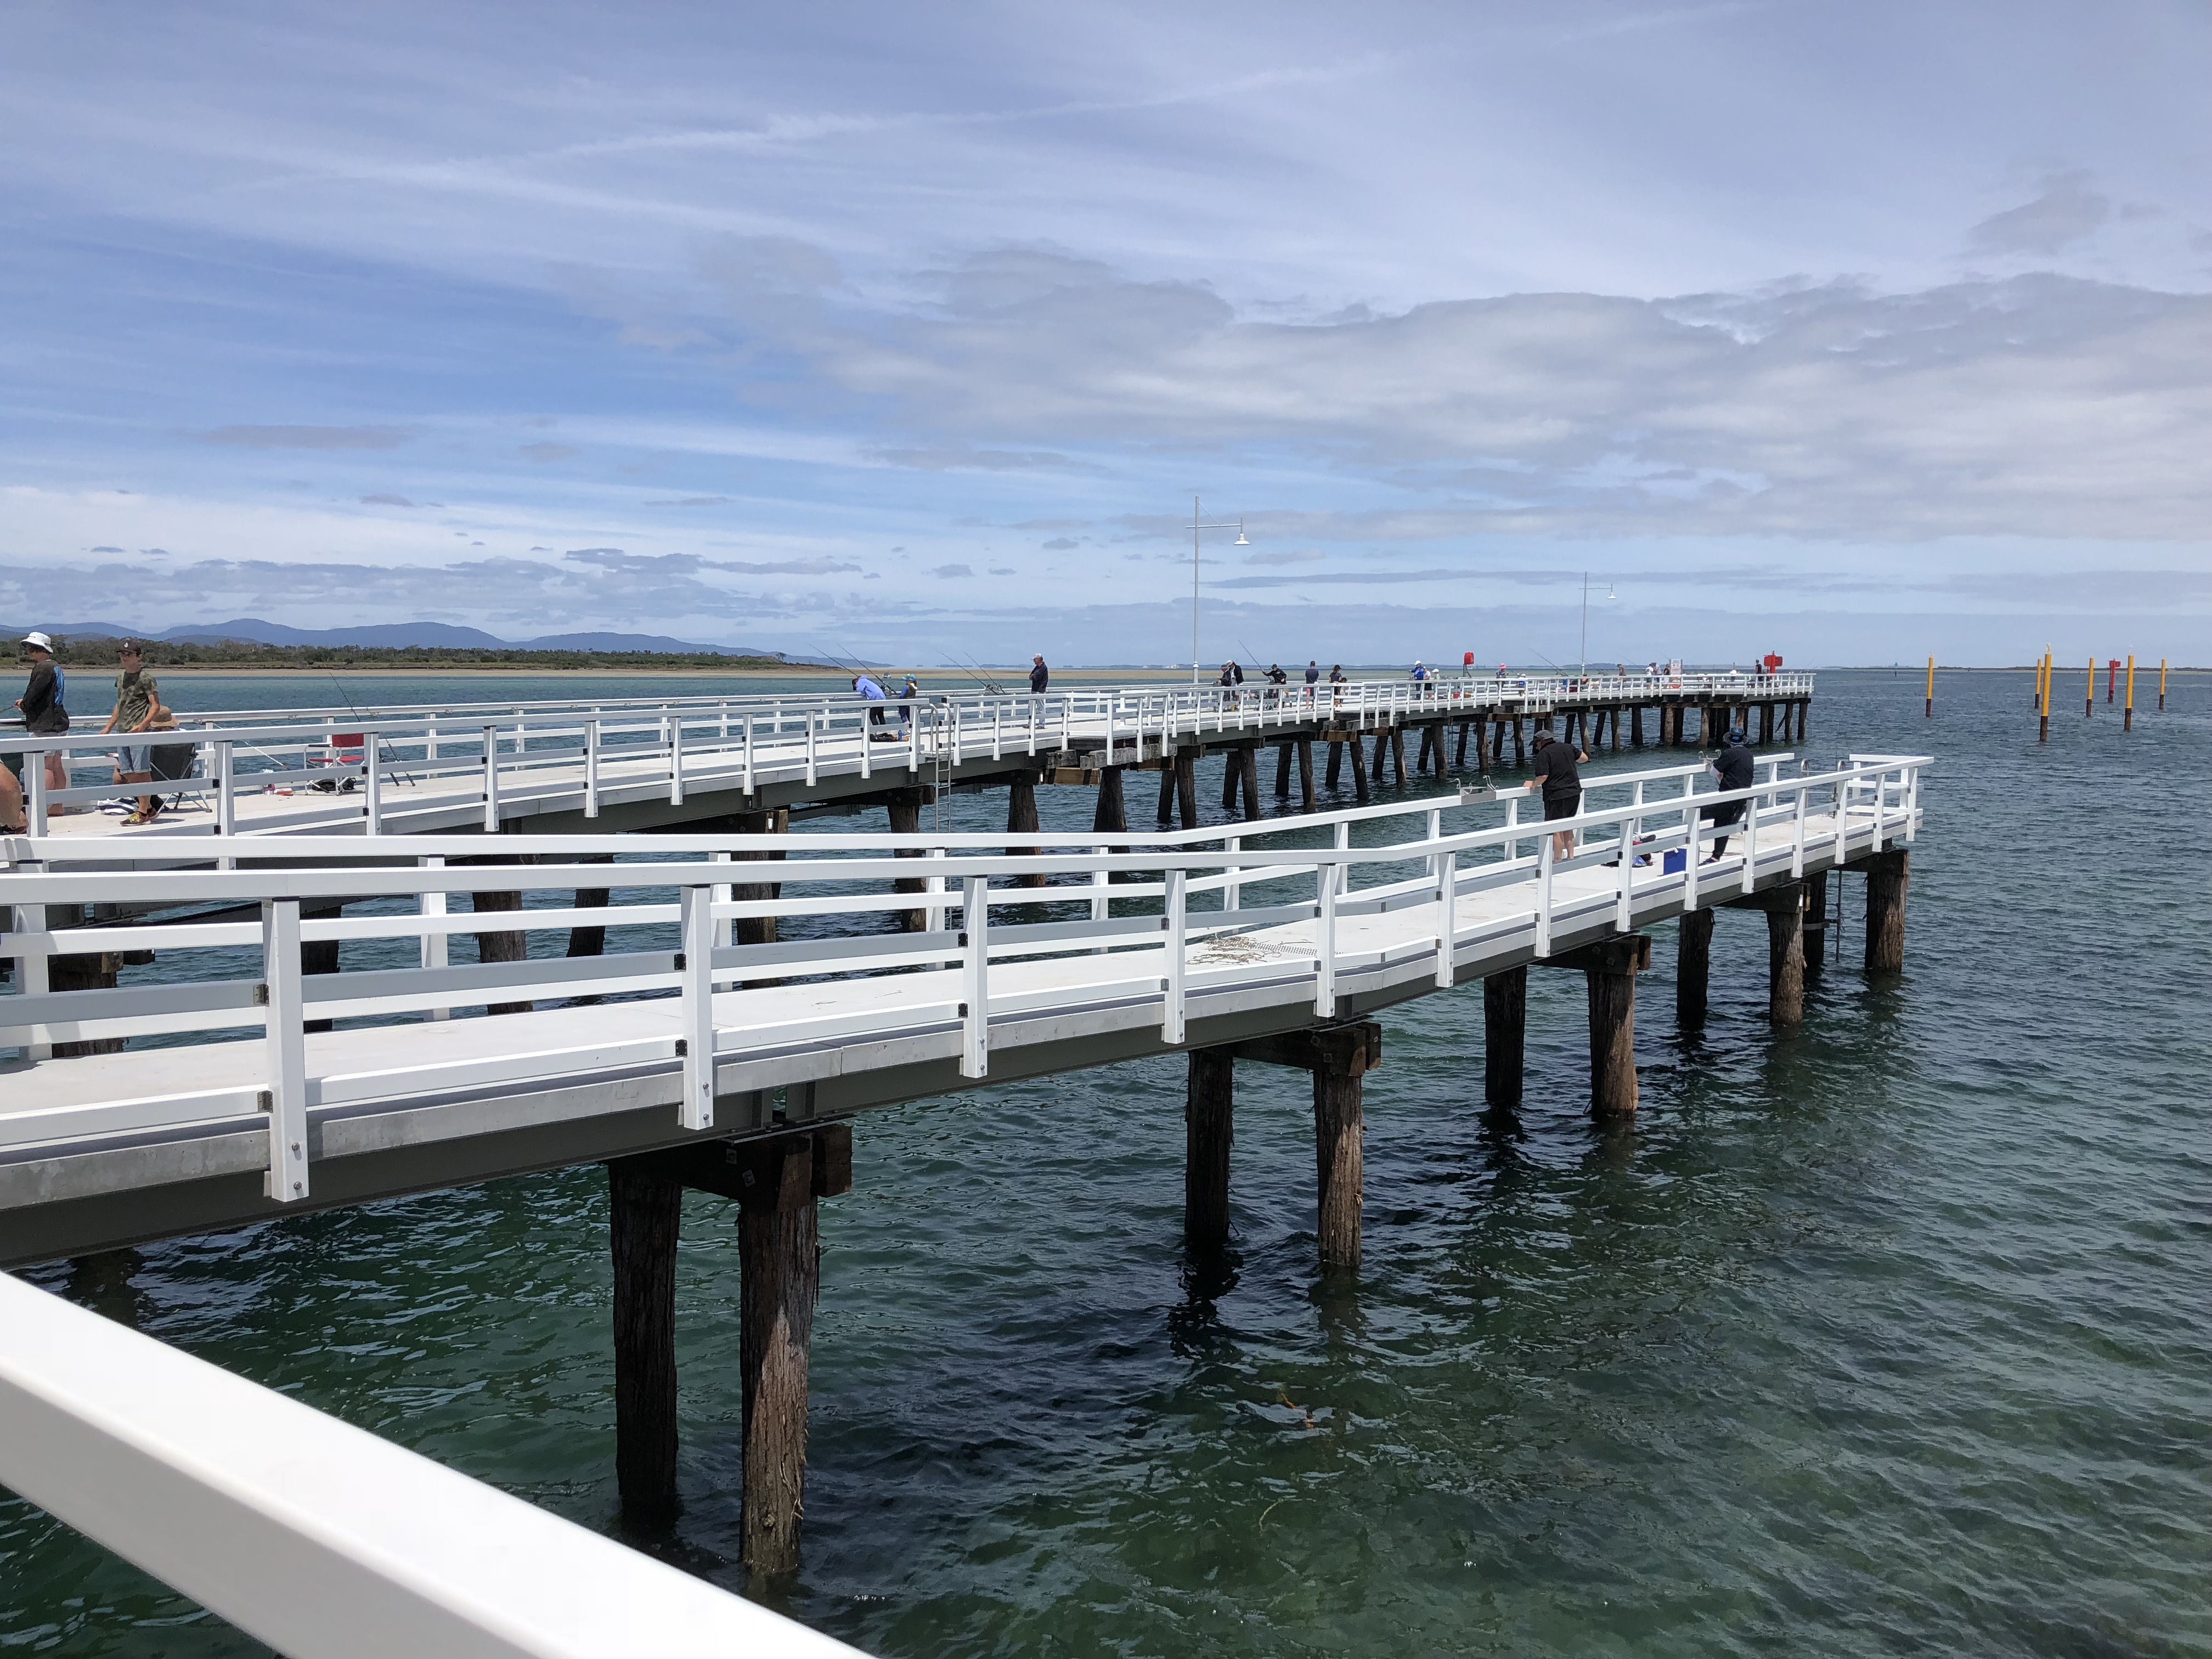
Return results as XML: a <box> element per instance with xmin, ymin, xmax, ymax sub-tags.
<box><xmin>1234</xmin><ymin>530</ymin><xmax>1249</xmax><ymax>546</ymax></box>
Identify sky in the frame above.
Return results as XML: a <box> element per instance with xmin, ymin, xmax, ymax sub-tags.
<box><xmin>2</xmin><ymin>0</ymin><xmax>2207</xmax><ymax>667</ymax></box>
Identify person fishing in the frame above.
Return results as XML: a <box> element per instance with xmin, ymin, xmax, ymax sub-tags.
<box><xmin>1529</xmin><ymin>727</ymin><xmax>1589</xmax><ymax>861</ymax></box>
<box><xmin>853</xmin><ymin>671</ymin><xmax>893</xmax><ymax>739</ymax></box>
<box><xmin>898</xmin><ymin>674</ymin><xmax>921</xmax><ymax>730</ymax></box>
<box><xmin>10</xmin><ymin>631</ymin><xmax>70</xmax><ymax>820</ymax></box>
<box><xmin>1703</xmin><ymin>726</ymin><xmax>1756</xmax><ymax>860</ymax></box>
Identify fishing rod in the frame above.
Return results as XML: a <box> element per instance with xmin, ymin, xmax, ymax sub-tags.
<box><xmin>324</xmin><ymin>672</ymin><xmax>421</xmax><ymax>791</ymax></box>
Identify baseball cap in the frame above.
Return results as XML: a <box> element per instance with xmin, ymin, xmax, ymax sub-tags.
<box><xmin>20</xmin><ymin>631</ymin><xmax>52</xmax><ymax>651</ymax></box>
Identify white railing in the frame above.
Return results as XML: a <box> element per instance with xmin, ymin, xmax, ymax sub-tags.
<box><xmin>2</xmin><ymin>753</ymin><xmax>1926</xmax><ymax>1202</ymax></box>
<box><xmin>0</xmin><ymin>1271</ymin><xmax>866</xmax><ymax>1659</ymax></box>
<box><xmin>1</xmin><ymin>673</ymin><xmax>1816</xmax><ymax>840</ymax></box>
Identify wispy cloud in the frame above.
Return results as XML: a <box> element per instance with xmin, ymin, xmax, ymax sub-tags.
<box><xmin>196</xmin><ymin>425</ymin><xmax>413</xmax><ymax>450</ymax></box>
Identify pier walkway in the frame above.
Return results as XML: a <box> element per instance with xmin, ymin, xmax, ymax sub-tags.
<box><xmin>8</xmin><ymin>671</ymin><xmax>1814</xmax><ymax>843</ymax></box>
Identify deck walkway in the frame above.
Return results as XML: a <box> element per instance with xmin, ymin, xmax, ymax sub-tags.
<box><xmin>1</xmin><ymin>749</ymin><xmax>1917</xmax><ymax>1264</ymax></box>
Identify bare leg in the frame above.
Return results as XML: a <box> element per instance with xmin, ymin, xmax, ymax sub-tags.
<box><xmin>122</xmin><ymin>771</ymin><xmax>155</xmax><ymax>819</ymax></box>
<box><xmin>0</xmin><ymin>765</ymin><xmax>24</xmax><ymax>831</ymax></box>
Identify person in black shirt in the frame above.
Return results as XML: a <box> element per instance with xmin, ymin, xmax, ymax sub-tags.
<box><xmin>1703</xmin><ymin>727</ymin><xmax>1756</xmax><ymax>860</ymax></box>
<box><xmin>1028</xmin><ymin>655</ymin><xmax>1049</xmax><ymax>694</ymax></box>
<box><xmin>1530</xmin><ymin>729</ymin><xmax>1589</xmax><ymax>860</ymax></box>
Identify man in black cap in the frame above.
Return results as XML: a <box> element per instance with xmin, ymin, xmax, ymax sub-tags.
<box><xmin>1530</xmin><ymin>727</ymin><xmax>1589</xmax><ymax>861</ymax></box>
<box><xmin>1703</xmin><ymin>726</ymin><xmax>1756</xmax><ymax>860</ymax></box>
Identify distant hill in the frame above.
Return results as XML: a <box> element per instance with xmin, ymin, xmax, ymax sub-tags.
<box><xmin>7</xmin><ymin>618</ymin><xmax>786</xmax><ymax>657</ymax></box>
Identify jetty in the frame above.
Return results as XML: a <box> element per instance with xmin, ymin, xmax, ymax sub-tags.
<box><xmin>0</xmin><ymin>670</ymin><xmax>1901</xmax><ymax>1657</ymax></box>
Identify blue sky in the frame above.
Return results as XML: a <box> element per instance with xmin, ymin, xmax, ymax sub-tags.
<box><xmin>2</xmin><ymin>0</ymin><xmax>2207</xmax><ymax>665</ymax></box>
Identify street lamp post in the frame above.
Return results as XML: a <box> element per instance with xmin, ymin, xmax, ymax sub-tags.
<box><xmin>1187</xmin><ymin>495</ymin><xmax>1248</xmax><ymax>684</ymax></box>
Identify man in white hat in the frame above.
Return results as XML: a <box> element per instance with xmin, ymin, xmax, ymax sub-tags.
<box><xmin>7</xmin><ymin>632</ymin><xmax>70</xmax><ymax>825</ymax></box>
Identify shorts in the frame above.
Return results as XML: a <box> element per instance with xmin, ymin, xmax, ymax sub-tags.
<box><xmin>1542</xmin><ymin>789</ymin><xmax>1582</xmax><ymax>821</ymax></box>
<box><xmin>115</xmin><ymin>744</ymin><xmax>151</xmax><ymax>774</ymax></box>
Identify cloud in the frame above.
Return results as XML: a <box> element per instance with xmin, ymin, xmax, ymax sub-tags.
<box><xmin>1208</xmin><ymin>568</ymin><xmax>1463</xmax><ymax>588</ymax></box>
<box><xmin>713</xmin><ymin>556</ymin><xmax>862</xmax><ymax>574</ymax></box>
<box><xmin>89</xmin><ymin>545</ymin><xmax>123</xmax><ymax>553</ymax></box>
<box><xmin>359</xmin><ymin>493</ymin><xmax>416</xmax><ymax>506</ymax></box>
<box><xmin>867</xmin><ymin>445</ymin><xmax>1085</xmax><ymax>472</ymax></box>
<box><xmin>1967</xmin><ymin>172</ymin><xmax>2113</xmax><ymax>257</ymax></box>
<box><xmin>1243</xmin><ymin>548</ymin><xmax>1325</xmax><ymax>566</ymax></box>
<box><xmin>520</xmin><ymin>441</ymin><xmax>580</xmax><ymax>462</ymax></box>
<box><xmin>1040</xmin><ymin>537</ymin><xmax>1079</xmax><ymax>550</ymax></box>
<box><xmin>195</xmin><ymin>425</ymin><xmax>413</xmax><ymax>450</ymax></box>
<box><xmin>646</xmin><ymin>495</ymin><xmax>731</xmax><ymax>506</ymax></box>
<box><xmin>989</xmin><ymin>566</ymin><xmax>1016</xmax><ymax>575</ymax></box>
<box><xmin>138</xmin><ymin>547</ymin><xmax>170</xmax><ymax>557</ymax></box>
<box><xmin>929</xmin><ymin>563</ymin><xmax>973</xmax><ymax>578</ymax></box>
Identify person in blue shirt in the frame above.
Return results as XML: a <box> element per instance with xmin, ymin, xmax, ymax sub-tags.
<box><xmin>853</xmin><ymin>672</ymin><xmax>893</xmax><ymax>740</ymax></box>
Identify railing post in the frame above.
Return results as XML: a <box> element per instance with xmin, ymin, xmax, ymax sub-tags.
<box><xmin>927</xmin><ymin>847</ymin><xmax>947</xmax><ymax>933</ymax></box>
<box><xmin>1535</xmin><ymin>831</ymin><xmax>1554</xmax><ymax>956</ymax></box>
<box><xmin>1222</xmin><ymin>834</ymin><xmax>1240</xmax><ymax>912</ymax></box>
<box><xmin>1313</xmin><ymin>861</ymin><xmax>1337</xmax><ymax>1016</ymax></box>
<box><xmin>1504</xmin><ymin>793</ymin><xmax>1519</xmax><ymax>865</ymax></box>
<box><xmin>805</xmin><ymin>711</ymin><xmax>818</xmax><ymax>787</ymax></box>
<box><xmin>1791</xmin><ymin>780</ymin><xmax>1807</xmax><ymax>878</ymax></box>
<box><xmin>421</xmin><ymin>855</ymin><xmax>449</xmax><ymax>1022</ymax></box>
<box><xmin>669</xmin><ymin>715</ymin><xmax>686</xmax><ymax>806</ymax></box>
<box><xmin>1742</xmin><ymin>778</ymin><xmax>1758</xmax><ymax>894</ymax></box>
<box><xmin>261</xmin><ymin>898</ymin><xmax>310</xmax><ymax>1203</ymax></box>
<box><xmin>25</xmin><ymin>745</ymin><xmax>46</xmax><ymax>836</ymax></box>
<box><xmin>1433</xmin><ymin>844</ymin><xmax>1455</xmax><ymax>988</ymax></box>
<box><xmin>745</xmin><ymin>712</ymin><xmax>757</xmax><ymax>792</ymax></box>
<box><xmin>1161</xmin><ymin>866</ymin><xmax>1187</xmax><ymax>1043</ymax></box>
<box><xmin>961</xmin><ymin>876</ymin><xmax>989</xmax><ymax>1077</ymax></box>
<box><xmin>364</xmin><ymin>735</ymin><xmax>382</xmax><ymax>834</ymax></box>
<box><xmin>1090</xmin><ymin>844</ymin><xmax>1110</xmax><ymax>925</ymax></box>
<box><xmin>1334</xmin><ymin>817</ymin><xmax>1351</xmax><ymax>896</ymax></box>
<box><xmin>481</xmin><ymin>724</ymin><xmax>500</xmax><ymax>832</ymax></box>
<box><xmin>215</xmin><ymin>741</ymin><xmax>236</xmax><ymax>838</ymax></box>
<box><xmin>678</xmin><ymin>884</ymin><xmax>715</xmax><ymax>1130</ymax></box>
<box><xmin>1684</xmin><ymin>780</ymin><xmax>1702</xmax><ymax>909</ymax></box>
<box><xmin>584</xmin><ymin>718</ymin><xmax>600</xmax><ymax>818</ymax></box>
<box><xmin>12</xmin><ymin>902</ymin><xmax>50</xmax><ymax>1061</ymax></box>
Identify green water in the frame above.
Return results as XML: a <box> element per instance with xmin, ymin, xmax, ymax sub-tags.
<box><xmin>4</xmin><ymin>670</ymin><xmax>2208</xmax><ymax>1656</ymax></box>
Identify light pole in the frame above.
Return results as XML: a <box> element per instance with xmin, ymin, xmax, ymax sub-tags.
<box><xmin>1187</xmin><ymin>495</ymin><xmax>1248</xmax><ymax>684</ymax></box>
<box><xmin>1579</xmin><ymin>571</ymin><xmax>1615</xmax><ymax>679</ymax></box>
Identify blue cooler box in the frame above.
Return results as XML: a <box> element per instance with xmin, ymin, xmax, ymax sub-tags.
<box><xmin>1662</xmin><ymin>848</ymin><xmax>1688</xmax><ymax>873</ymax></box>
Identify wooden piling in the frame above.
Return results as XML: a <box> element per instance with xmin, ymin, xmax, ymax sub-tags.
<box><xmin>1370</xmin><ymin>727</ymin><xmax>1389</xmax><ymax>787</ymax></box>
<box><xmin>608</xmin><ymin>1159</ymin><xmax>682</xmax><ymax>1528</ymax></box>
<box><xmin>1483</xmin><ymin>966</ymin><xmax>1526</xmax><ymax>1108</ymax></box>
<box><xmin>1324</xmin><ymin>737</ymin><xmax>1344</xmax><ymax>790</ymax></box>
<box><xmin>2086</xmin><ymin>655</ymin><xmax>2095</xmax><ymax>718</ymax></box>
<box><xmin>1274</xmin><ymin>741</ymin><xmax>1293</xmax><ymax>800</ymax></box>
<box><xmin>888</xmin><ymin>788</ymin><xmax>928</xmax><ymax>930</ymax></box>
<box><xmin>469</xmin><ymin>886</ymin><xmax>533</xmax><ymax>1015</ymax></box>
<box><xmin>1415</xmin><ymin>725</ymin><xmax>1435</xmax><ymax>774</ymax></box>
<box><xmin>1220</xmin><ymin>748</ymin><xmax>1241</xmax><ymax>812</ymax></box>
<box><xmin>1239</xmin><ymin>746</ymin><xmax>1263</xmax><ymax>822</ymax></box>
<box><xmin>1677</xmin><ymin>909</ymin><xmax>1714</xmax><ymax>1024</ymax></box>
<box><xmin>1733</xmin><ymin>883</ymin><xmax>1807</xmax><ymax>1024</ymax></box>
<box><xmin>1184</xmin><ymin>1049</ymin><xmax>1234</xmax><ymax>1251</ymax></box>
<box><xmin>1312</xmin><ymin>1040</ymin><xmax>1366</xmax><ymax>1271</ymax></box>
<box><xmin>1511</xmin><ymin>718</ymin><xmax>1525</xmax><ymax>766</ymax></box>
<box><xmin>1175</xmin><ymin>747</ymin><xmax>1200</xmax><ymax>830</ymax></box>
<box><xmin>1925</xmin><ymin>656</ymin><xmax>1934</xmax><ymax>719</ymax></box>
<box><xmin>1093</xmin><ymin>766</ymin><xmax>1127</xmax><ymax>834</ymax></box>
<box><xmin>1632</xmin><ymin>704</ymin><xmax>1644</xmax><ymax>746</ymax></box>
<box><xmin>1454</xmin><ymin>720</ymin><xmax>1470</xmax><ymax>769</ymax></box>
<box><xmin>737</xmin><ymin>1135</ymin><xmax>819</xmax><ymax>1579</ymax></box>
<box><xmin>2159</xmin><ymin>658</ymin><xmax>2167</xmax><ymax>711</ymax></box>
<box><xmin>1863</xmin><ymin>849</ymin><xmax>1909</xmax><ymax>974</ymax></box>
<box><xmin>1156</xmin><ymin>760</ymin><xmax>1176</xmax><ymax>823</ymax></box>
<box><xmin>731</xmin><ymin>809</ymin><xmax>789</xmax><ymax>949</ymax></box>
<box><xmin>1348</xmin><ymin>730</ymin><xmax>1370</xmax><ymax>802</ymax></box>
<box><xmin>1802</xmin><ymin>869</ymin><xmax>1829</xmax><ymax>976</ymax></box>
<box><xmin>1006</xmin><ymin>774</ymin><xmax>1046</xmax><ymax>888</ymax></box>
<box><xmin>1296</xmin><ymin>739</ymin><xmax>1316</xmax><ymax>808</ymax></box>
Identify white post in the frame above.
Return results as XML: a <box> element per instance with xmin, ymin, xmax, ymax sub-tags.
<box><xmin>1791</xmin><ymin>778</ymin><xmax>1808</xmax><ymax>878</ymax></box>
<box><xmin>1090</xmin><ymin>845</ymin><xmax>1110</xmax><ymax>925</ymax></box>
<box><xmin>927</xmin><ymin>847</ymin><xmax>947</xmax><ymax>933</ymax></box>
<box><xmin>805</xmin><ymin>711</ymin><xmax>818</xmax><ymax>787</ymax></box>
<box><xmin>25</xmin><ymin>746</ymin><xmax>46</xmax><ymax>836</ymax></box>
<box><xmin>711</xmin><ymin>850</ymin><xmax>733</xmax><ymax>950</ymax></box>
<box><xmin>1432</xmin><ymin>845</ymin><xmax>1455</xmax><ymax>988</ymax></box>
<box><xmin>1313</xmin><ymin>861</ymin><xmax>1337</xmax><ymax>1017</ymax></box>
<box><xmin>1222</xmin><ymin>834</ymin><xmax>1241</xmax><ymax>913</ymax></box>
<box><xmin>1504</xmin><ymin>793</ymin><xmax>1520</xmax><ymax>865</ymax></box>
<box><xmin>744</xmin><ymin>712</ymin><xmax>757</xmax><ymax>793</ymax></box>
<box><xmin>364</xmin><ymin>736</ymin><xmax>382</xmax><ymax>834</ymax></box>
<box><xmin>1535</xmin><ymin>831</ymin><xmax>1554</xmax><ymax>957</ymax></box>
<box><xmin>677</xmin><ymin>885</ymin><xmax>715</xmax><ymax>1130</ymax></box>
<box><xmin>261</xmin><ymin>899</ymin><xmax>309</xmax><ymax>1203</ymax></box>
<box><xmin>1616</xmin><ymin>804</ymin><xmax>1638</xmax><ymax>934</ymax></box>
<box><xmin>992</xmin><ymin>703</ymin><xmax>1002</xmax><ymax>761</ymax></box>
<box><xmin>481</xmin><ymin>725</ymin><xmax>500</xmax><ymax>832</ymax></box>
<box><xmin>1742</xmin><ymin>777</ymin><xmax>1758</xmax><ymax>894</ymax></box>
<box><xmin>1684</xmin><ymin>785</ymin><xmax>1702</xmax><ymax>910</ymax></box>
<box><xmin>1161</xmin><ymin>866</ymin><xmax>1187</xmax><ymax>1044</ymax></box>
<box><xmin>216</xmin><ymin>742</ymin><xmax>236</xmax><ymax>838</ymax></box>
<box><xmin>13</xmin><ymin>903</ymin><xmax>50</xmax><ymax>1062</ymax></box>
<box><xmin>421</xmin><ymin>856</ymin><xmax>449</xmax><ymax>1022</ymax></box>
<box><xmin>668</xmin><ymin>715</ymin><xmax>685</xmax><ymax>806</ymax></box>
<box><xmin>584</xmin><ymin>718</ymin><xmax>600</xmax><ymax>819</ymax></box>
<box><xmin>960</xmin><ymin>875</ymin><xmax>989</xmax><ymax>1077</ymax></box>
<box><xmin>1334</xmin><ymin>817</ymin><xmax>1351</xmax><ymax>896</ymax></box>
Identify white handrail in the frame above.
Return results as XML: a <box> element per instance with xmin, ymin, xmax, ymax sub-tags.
<box><xmin>0</xmin><ymin>1273</ymin><xmax>867</xmax><ymax>1659</ymax></box>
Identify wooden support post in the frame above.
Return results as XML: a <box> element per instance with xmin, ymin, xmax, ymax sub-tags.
<box><xmin>1677</xmin><ymin>908</ymin><xmax>1714</xmax><ymax>1024</ymax></box>
<box><xmin>469</xmin><ymin>885</ymin><xmax>533</xmax><ymax>1015</ymax></box>
<box><xmin>1415</xmin><ymin>725</ymin><xmax>1436</xmax><ymax>774</ymax></box>
<box><xmin>1801</xmin><ymin>869</ymin><xmax>1829</xmax><ymax>977</ymax></box>
<box><xmin>737</xmin><ymin>1135</ymin><xmax>817</xmax><ymax>1579</ymax></box>
<box><xmin>1324</xmin><ymin>737</ymin><xmax>1344</xmax><ymax>789</ymax></box>
<box><xmin>1239</xmin><ymin>745</ymin><xmax>1263</xmax><ymax>822</ymax></box>
<box><xmin>1632</xmin><ymin>704</ymin><xmax>1644</xmax><ymax>746</ymax></box>
<box><xmin>1093</xmin><ymin>766</ymin><xmax>1127</xmax><ymax>834</ymax></box>
<box><xmin>47</xmin><ymin>907</ymin><xmax>127</xmax><ymax>1059</ymax></box>
<box><xmin>567</xmin><ymin>858</ymin><xmax>616</xmax><ymax>960</ymax></box>
<box><xmin>1490</xmin><ymin>717</ymin><xmax>1506</xmax><ymax>769</ymax></box>
<box><xmin>1454</xmin><ymin>720</ymin><xmax>1470</xmax><ymax>769</ymax></box>
<box><xmin>1730</xmin><ymin>883</ymin><xmax>1806</xmax><ymax>1024</ymax></box>
<box><xmin>1221</xmin><ymin>748</ymin><xmax>1242</xmax><ymax>811</ymax></box>
<box><xmin>1370</xmin><ymin>727</ymin><xmax>1390</xmax><ymax>787</ymax></box>
<box><xmin>1483</xmin><ymin>966</ymin><xmax>1526</xmax><ymax>1108</ymax></box>
<box><xmin>1184</xmin><ymin>1049</ymin><xmax>1234</xmax><ymax>1251</ymax></box>
<box><xmin>888</xmin><ymin>787</ymin><xmax>927</xmax><ymax>930</ymax></box>
<box><xmin>1274</xmin><ymin>741</ymin><xmax>1293</xmax><ymax>799</ymax></box>
<box><xmin>1007</xmin><ymin>773</ymin><xmax>1046</xmax><ymax>888</ymax></box>
<box><xmin>1296</xmin><ymin>738</ymin><xmax>1316</xmax><ymax>808</ymax></box>
<box><xmin>1511</xmin><ymin>718</ymin><xmax>1525</xmax><ymax>766</ymax></box>
<box><xmin>1175</xmin><ymin>747</ymin><xmax>1200</xmax><ymax>830</ymax></box>
<box><xmin>1863</xmin><ymin>849</ymin><xmax>1909</xmax><ymax>974</ymax></box>
<box><xmin>732</xmin><ymin>809</ymin><xmax>789</xmax><ymax>949</ymax></box>
<box><xmin>608</xmin><ymin>1158</ymin><xmax>682</xmax><ymax>1528</ymax></box>
<box><xmin>1536</xmin><ymin>937</ymin><xmax>1650</xmax><ymax>1114</ymax></box>
<box><xmin>1157</xmin><ymin>760</ymin><xmax>1176</xmax><ymax>823</ymax></box>
<box><xmin>1219</xmin><ymin>1024</ymin><xmax>1380</xmax><ymax>1271</ymax></box>
<box><xmin>1348</xmin><ymin>730</ymin><xmax>1370</xmax><ymax>801</ymax></box>
<box><xmin>297</xmin><ymin>901</ymin><xmax>345</xmax><ymax>1035</ymax></box>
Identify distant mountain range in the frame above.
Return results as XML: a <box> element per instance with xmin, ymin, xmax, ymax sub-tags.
<box><xmin>6</xmin><ymin>617</ymin><xmax>789</xmax><ymax>657</ymax></box>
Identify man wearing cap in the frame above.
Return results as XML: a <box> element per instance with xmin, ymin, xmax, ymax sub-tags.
<box><xmin>9</xmin><ymin>633</ymin><xmax>70</xmax><ymax>819</ymax></box>
<box><xmin>100</xmin><ymin>641</ymin><xmax>168</xmax><ymax>821</ymax></box>
<box><xmin>1702</xmin><ymin>727</ymin><xmax>1756</xmax><ymax>860</ymax></box>
<box><xmin>1529</xmin><ymin>727</ymin><xmax>1590</xmax><ymax>861</ymax></box>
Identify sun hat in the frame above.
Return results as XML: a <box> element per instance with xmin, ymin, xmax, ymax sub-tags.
<box><xmin>21</xmin><ymin>631</ymin><xmax>52</xmax><ymax>651</ymax></box>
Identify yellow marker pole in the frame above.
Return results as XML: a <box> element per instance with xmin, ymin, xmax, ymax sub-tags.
<box><xmin>2159</xmin><ymin>657</ymin><xmax>2168</xmax><ymax>712</ymax></box>
<box><xmin>2038</xmin><ymin>653</ymin><xmax>2050</xmax><ymax>743</ymax></box>
<box><xmin>1925</xmin><ymin>656</ymin><xmax>1934</xmax><ymax>718</ymax></box>
<box><xmin>2086</xmin><ymin>655</ymin><xmax>2095</xmax><ymax>718</ymax></box>
<box><xmin>2125</xmin><ymin>654</ymin><xmax>2135</xmax><ymax>731</ymax></box>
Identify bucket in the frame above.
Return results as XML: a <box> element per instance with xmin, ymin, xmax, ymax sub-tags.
<box><xmin>1662</xmin><ymin>848</ymin><xmax>1687</xmax><ymax>874</ymax></box>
